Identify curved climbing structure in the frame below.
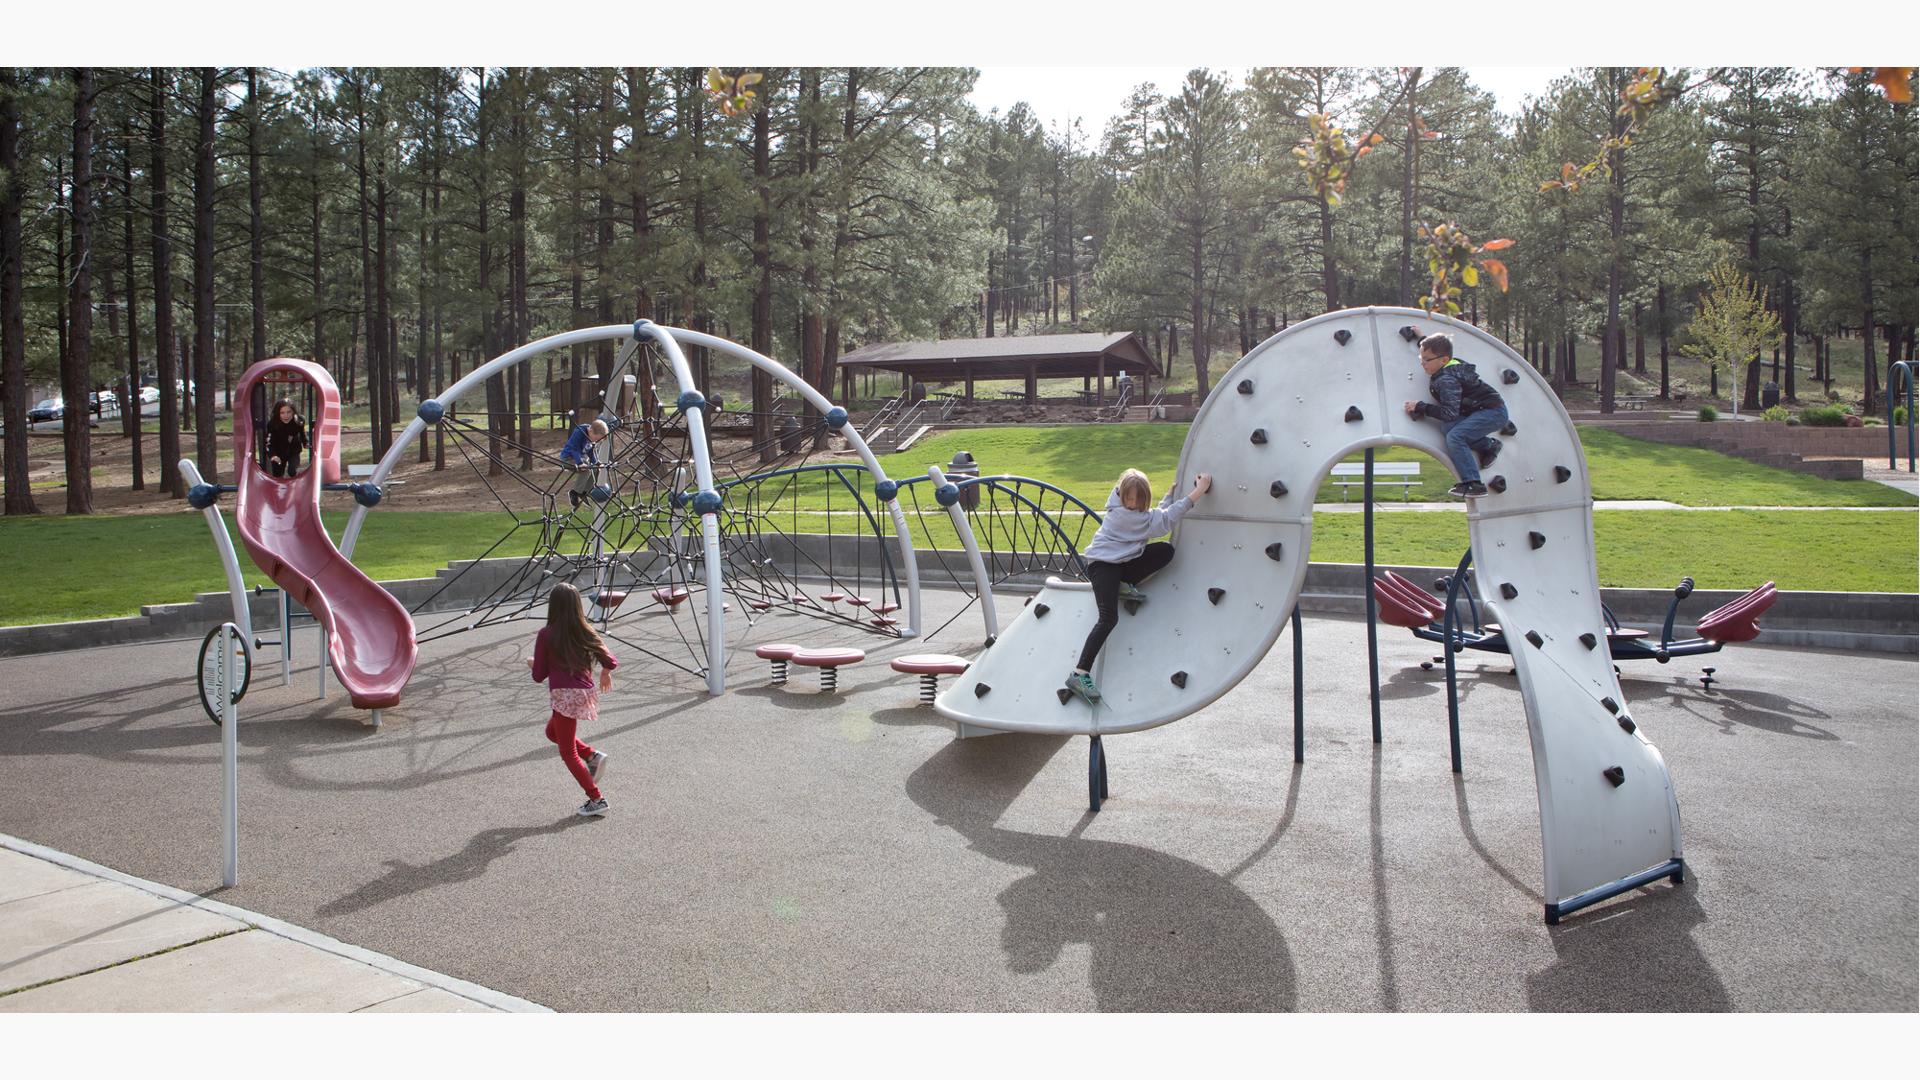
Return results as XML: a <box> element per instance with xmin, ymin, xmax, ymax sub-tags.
<box><xmin>937</xmin><ymin>307</ymin><xmax>1683</xmax><ymax>921</ymax></box>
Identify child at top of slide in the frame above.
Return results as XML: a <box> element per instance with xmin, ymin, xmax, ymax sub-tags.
<box><xmin>1065</xmin><ymin>467</ymin><xmax>1212</xmax><ymax>704</ymax></box>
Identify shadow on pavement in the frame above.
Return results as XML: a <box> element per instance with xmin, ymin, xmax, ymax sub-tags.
<box><xmin>904</xmin><ymin>734</ymin><xmax>1296</xmax><ymax>1011</ymax></box>
<box><xmin>1526</xmin><ymin>883</ymin><xmax>1729</xmax><ymax>1011</ymax></box>
<box><xmin>317</xmin><ymin>816</ymin><xmax>592</xmax><ymax>918</ymax></box>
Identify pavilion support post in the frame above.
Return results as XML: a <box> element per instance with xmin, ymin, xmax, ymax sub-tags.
<box><xmin>965</xmin><ymin>374</ymin><xmax>974</xmax><ymax>401</ymax></box>
<box><xmin>1025</xmin><ymin>361</ymin><xmax>1037</xmax><ymax>405</ymax></box>
<box><xmin>1098</xmin><ymin>355</ymin><xmax>1107</xmax><ymax>404</ymax></box>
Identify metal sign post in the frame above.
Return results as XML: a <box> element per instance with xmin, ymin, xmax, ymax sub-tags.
<box><xmin>218</xmin><ymin>622</ymin><xmax>240</xmax><ymax>887</ymax></box>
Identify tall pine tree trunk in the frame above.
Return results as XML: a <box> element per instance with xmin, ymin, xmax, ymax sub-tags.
<box><xmin>121</xmin><ymin>144</ymin><xmax>143</xmax><ymax>490</ymax></box>
<box><xmin>247</xmin><ymin>69</ymin><xmax>266</xmax><ymax>365</ymax></box>
<box><xmin>65</xmin><ymin>68</ymin><xmax>96</xmax><ymax>513</ymax></box>
<box><xmin>0</xmin><ymin>69</ymin><xmax>32</xmax><ymax>514</ymax></box>
<box><xmin>750</xmin><ymin>71</ymin><xmax>775</xmax><ymax>463</ymax></box>
<box><xmin>193</xmin><ymin>68</ymin><xmax>218</xmax><ymax>479</ymax></box>
<box><xmin>149</xmin><ymin>69</ymin><xmax>182</xmax><ymax>495</ymax></box>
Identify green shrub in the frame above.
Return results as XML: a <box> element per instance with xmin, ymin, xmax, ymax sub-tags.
<box><xmin>1895</xmin><ymin>405</ymin><xmax>1909</xmax><ymax>427</ymax></box>
<box><xmin>1697</xmin><ymin>405</ymin><xmax>1719</xmax><ymax>422</ymax></box>
<box><xmin>1762</xmin><ymin>405</ymin><xmax>1790</xmax><ymax>422</ymax></box>
<box><xmin>1785</xmin><ymin>415</ymin><xmax>1801</xmax><ymax>426</ymax></box>
<box><xmin>1801</xmin><ymin>405</ymin><xmax>1849</xmax><ymax>427</ymax></box>
<box><xmin>1827</xmin><ymin>388</ymin><xmax>1844</xmax><ymax>403</ymax></box>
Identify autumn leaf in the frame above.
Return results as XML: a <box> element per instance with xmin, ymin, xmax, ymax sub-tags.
<box><xmin>1462</xmin><ymin>265</ymin><xmax>1479</xmax><ymax>287</ymax></box>
<box><xmin>1481</xmin><ymin>258</ymin><xmax>1510</xmax><ymax>292</ymax></box>
<box><xmin>1480</xmin><ymin>238</ymin><xmax>1514</xmax><ymax>251</ymax></box>
<box><xmin>1863</xmin><ymin>67</ymin><xmax>1915</xmax><ymax>103</ymax></box>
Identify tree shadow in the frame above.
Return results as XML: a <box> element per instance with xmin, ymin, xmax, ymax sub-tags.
<box><xmin>316</xmin><ymin>815</ymin><xmax>591</xmax><ymax>918</ymax></box>
<box><xmin>1524</xmin><ymin>882</ymin><xmax>1730</xmax><ymax>1011</ymax></box>
<box><xmin>904</xmin><ymin>734</ymin><xmax>1296</xmax><ymax>1011</ymax></box>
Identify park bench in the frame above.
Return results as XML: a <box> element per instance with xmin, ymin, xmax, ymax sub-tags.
<box><xmin>1330</xmin><ymin>461</ymin><xmax>1420</xmax><ymax>502</ymax></box>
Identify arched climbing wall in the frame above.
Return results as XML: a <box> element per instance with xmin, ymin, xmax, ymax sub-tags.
<box><xmin>937</xmin><ymin>307</ymin><xmax>1683</xmax><ymax>916</ymax></box>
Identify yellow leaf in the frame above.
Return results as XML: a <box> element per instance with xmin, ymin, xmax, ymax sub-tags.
<box><xmin>1462</xmin><ymin>265</ymin><xmax>1479</xmax><ymax>287</ymax></box>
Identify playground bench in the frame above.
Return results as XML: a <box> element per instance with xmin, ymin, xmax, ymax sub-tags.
<box><xmin>1330</xmin><ymin>461</ymin><xmax>1420</xmax><ymax>502</ymax></box>
<box><xmin>1618</xmin><ymin>395</ymin><xmax>1654</xmax><ymax>411</ymax></box>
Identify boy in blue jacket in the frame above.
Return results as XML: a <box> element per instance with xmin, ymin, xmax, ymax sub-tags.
<box><xmin>560</xmin><ymin>418</ymin><xmax>609</xmax><ymax>508</ymax></box>
<box><xmin>1403</xmin><ymin>333</ymin><xmax>1508</xmax><ymax>498</ymax></box>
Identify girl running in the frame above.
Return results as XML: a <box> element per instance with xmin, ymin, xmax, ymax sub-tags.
<box><xmin>527</xmin><ymin>583</ymin><xmax>618</xmax><ymax>816</ymax></box>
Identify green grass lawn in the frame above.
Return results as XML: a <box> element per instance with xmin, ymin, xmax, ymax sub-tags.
<box><xmin>2</xmin><ymin>501</ymin><xmax>1912</xmax><ymax>628</ymax></box>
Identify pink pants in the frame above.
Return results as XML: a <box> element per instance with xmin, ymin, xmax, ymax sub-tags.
<box><xmin>545</xmin><ymin>711</ymin><xmax>600</xmax><ymax>800</ymax></box>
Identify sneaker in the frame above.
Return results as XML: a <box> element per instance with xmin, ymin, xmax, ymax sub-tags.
<box><xmin>577</xmin><ymin>797</ymin><xmax>608</xmax><ymax>817</ymax></box>
<box><xmin>568</xmin><ymin>489</ymin><xmax>584</xmax><ymax>510</ymax></box>
<box><xmin>1449</xmin><ymin>481</ymin><xmax>1490</xmax><ymax>499</ymax></box>
<box><xmin>1474</xmin><ymin>437</ymin><xmax>1502</xmax><ymax>470</ymax></box>
<box><xmin>1065</xmin><ymin>672</ymin><xmax>1101</xmax><ymax>704</ymax></box>
<box><xmin>1118</xmin><ymin>582</ymin><xmax>1148</xmax><ymax>605</ymax></box>
<box><xmin>586</xmin><ymin>750</ymin><xmax>608</xmax><ymax>781</ymax></box>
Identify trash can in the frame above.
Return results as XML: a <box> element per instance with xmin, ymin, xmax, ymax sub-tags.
<box><xmin>947</xmin><ymin>450</ymin><xmax>980</xmax><ymax>511</ymax></box>
<box><xmin>778</xmin><ymin>413</ymin><xmax>804</xmax><ymax>453</ymax></box>
<box><xmin>1762</xmin><ymin>382</ymin><xmax>1781</xmax><ymax>409</ymax></box>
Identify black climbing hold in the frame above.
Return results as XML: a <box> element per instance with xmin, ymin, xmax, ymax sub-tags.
<box><xmin>1603</xmin><ymin>765</ymin><xmax>1626</xmax><ymax>787</ymax></box>
<box><xmin>1034</xmin><ymin>603</ymin><xmax>1050</xmax><ymax>618</ymax></box>
<box><xmin>1601</xmin><ymin>696</ymin><xmax>1619</xmax><ymax>714</ymax></box>
<box><xmin>1501</xmin><ymin>368</ymin><xmax>1520</xmax><ymax>385</ymax></box>
<box><xmin>1170</xmin><ymin>671</ymin><xmax>1188</xmax><ymax>689</ymax></box>
<box><xmin>1399</xmin><ymin>325</ymin><xmax>1421</xmax><ymax>342</ymax></box>
<box><xmin>1237</xmin><ymin>379</ymin><xmax>1254</xmax><ymax>395</ymax></box>
<box><xmin>1122</xmin><ymin>600</ymin><xmax>1141</xmax><ymax>616</ymax></box>
<box><xmin>1529</xmin><ymin>531</ymin><xmax>1546</xmax><ymax>550</ymax></box>
<box><xmin>1344</xmin><ymin>405</ymin><xmax>1364</xmax><ymax>423</ymax></box>
<box><xmin>1024</xmin><ymin>596</ymin><xmax>1033</xmax><ymax>607</ymax></box>
<box><xmin>1579</xmin><ymin>633</ymin><xmax>1597</xmax><ymax>650</ymax></box>
<box><xmin>1618</xmin><ymin>715</ymin><xmax>1637</xmax><ymax>734</ymax></box>
<box><xmin>1269</xmin><ymin>480</ymin><xmax>1288</xmax><ymax>498</ymax></box>
<box><xmin>974</xmin><ymin>683</ymin><xmax>991</xmax><ymax>698</ymax></box>
<box><xmin>1251</xmin><ymin>429</ymin><xmax>1268</xmax><ymax>445</ymax></box>
<box><xmin>1525</xmin><ymin>630</ymin><xmax>1544</xmax><ymax>648</ymax></box>
<box><xmin>983</xmin><ymin>635</ymin><xmax>996</xmax><ymax>648</ymax></box>
<box><xmin>1208</xmin><ymin>588</ymin><xmax>1225</xmax><ymax>605</ymax></box>
<box><xmin>1334</xmin><ymin>329</ymin><xmax>1352</xmax><ymax>346</ymax></box>
<box><xmin>1057</xmin><ymin>688</ymin><xmax>1074</xmax><ymax>705</ymax></box>
<box><xmin>1499</xmin><ymin>583</ymin><xmax>1518</xmax><ymax>600</ymax></box>
<box><xmin>1500</xmin><ymin>421</ymin><xmax>1518</xmax><ymax>437</ymax></box>
<box><xmin>1554</xmin><ymin>465</ymin><xmax>1572</xmax><ymax>484</ymax></box>
<box><xmin>1487</xmin><ymin>475</ymin><xmax>1507</xmax><ymax>494</ymax></box>
<box><xmin>1265</xmin><ymin>542</ymin><xmax>1284</xmax><ymax>561</ymax></box>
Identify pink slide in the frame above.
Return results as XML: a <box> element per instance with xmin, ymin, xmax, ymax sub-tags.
<box><xmin>233</xmin><ymin>360</ymin><xmax>416</xmax><ymax>710</ymax></box>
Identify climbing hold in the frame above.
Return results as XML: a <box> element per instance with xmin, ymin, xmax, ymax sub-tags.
<box><xmin>1500</xmin><ymin>421</ymin><xmax>1518</xmax><ymax>437</ymax></box>
<box><xmin>1170</xmin><ymin>671</ymin><xmax>1188</xmax><ymax>689</ymax></box>
<box><xmin>1265</xmin><ymin>542</ymin><xmax>1284</xmax><ymax>561</ymax></box>
<box><xmin>934</xmin><ymin>483</ymin><xmax>961</xmax><ymax>507</ymax></box>
<box><xmin>1579</xmin><ymin>633</ymin><xmax>1597</xmax><ymax>650</ymax></box>
<box><xmin>676</xmin><ymin>390</ymin><xmax>707</xmax><ymax>414</ymax></box>
<box><xmin>1487</xmin><ymin>475</ymin><xmax>1507</xmax><ymax>494</ymax></box>
<box><xmin>1601</xmin><ymin>696</ymin><xmax>1619</xmax><ymax>714</ymax></box>
<box><xmin>1237</xmin><ymin>379</ymin><xmax>1254</xmax><ymax>395</ymax></box>
<box><xmin>1122</xmin><ymin>599</ymin><xmax>1142</xmax><ymax>616</ymax></box>
<box><xmin>417</xmin><ymin>399</ymin><xmax>445</xmax><ymax>424</ymax></box>
<box><xmin>874</xmin><ymin>479</ymin><xmax>898</xmax><ymax>503</ymax></box>
<box><xmin>1033</xmin><ymin>603</ymin><xmax>1050</xmax><ymax>618</ymax></box>
<box><xmin>691</xmin><ymin>489</ymin><xmax>722</xmax><ymax>515</ymax></box>
<box><xmin>1250</xmin><ymin>429</ymin><xmax>1268</xmax><ymax>445</ymax></box>
<box><xmin>1603</xmin><ymin>765</ymin><xmax>1627</xmax><ymax>787</ymax></box>
<box><xmin>1553</xmin><ymin>465</ymin><xmax>1572</xmax><ymax>484</ymax></box>
<box><xmin>1344</xmin><ymin>405</ymin><xmax>1364</xmax><ymax>423</ymax></box>
<box><xmin>1529</xmin><ymin>531</ymin><xmax>1546</xmax><ymax>550</ymax></box>
<box><xmin>1618</xmin><ymin>715</ymin><xmax>1637</xmax><ymax>734</ymax></box>
<box><xmin>1501</xmin><ymin>369</ymin><xmax>1520</xmax><ymax>385</ymax></box>
<box><xmin>187</xmin><ymin>483</ymin><xmax>220</xmax><ymax>510</ymax></box>
<box><xmin>1525</xmin><ymin>630</ymin><xmax>1544</xmax><ymax>648</ymax></box>
<box><xmin>1057</xmin><ymin>688</ymin><xmax>1073</xmax><ymax>705</ymax></box>
<box><xmin>1334</xmin><ymin>329</ymin><xmax>1352</xmax><ymax>346</ymax></box>
<box><xmin>825</xmin><ymin>406</ymin><xmax>849</xmax><ymax>430</ymax></box>
<box><xmin>1269</xmin><ymin>480</ymin><xmax>1288</xmax><ymax>498</ymax></box>
<box><xmin>1207</xmin><ymin>588</ymin><xmax>1224</xmax><ymax>606</ymax></box>
<box><xmin>1399</xmin><ymin>325</ymin><xmax>1421</xmax><ymax>342</ymax></box>
<box><xmin>351</xmin><ymin>483</ymin><xmax>383</xmax><ymax>508</ymax></box>
<box><xmin>1500</xmin><ymin>583</ymin><xmax>1518</xmax><ymax>600</ymax></box>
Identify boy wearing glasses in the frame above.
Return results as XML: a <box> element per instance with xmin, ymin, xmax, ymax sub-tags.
<box><xmin>1403</xmin><ymin>333</ymin><xmax>1508</xmax><ymax>499</ymax></box>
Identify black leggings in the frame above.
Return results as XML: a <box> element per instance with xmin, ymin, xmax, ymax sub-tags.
<box><xmin>1075</xmin><ymin>542</ymin><xmax>1175</xmax><ymax>671</ymax></box>
<box><xmin>269</xmin><ymin>453</ymin><xmax>300</xmax><ymax>478</ymax></box>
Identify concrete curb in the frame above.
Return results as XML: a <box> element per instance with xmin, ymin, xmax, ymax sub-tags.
<box><xmin>0</xmin><ymin>832</ymin><xmax>551</xmax><ymax>1013</ymax></box>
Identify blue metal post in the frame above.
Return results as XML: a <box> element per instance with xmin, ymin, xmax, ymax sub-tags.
<box><xmin>1443</xmin><ymin>548</ymin><xmax>1474</xmax><ymax>774</ymax></box>
<box><xmin>1889</xmin><ymin>361</ymin><xmax>1915</xmax><ymax>473</ymax></box>
<box><xmin>1292</xmin><ymin>603</ymin><xmax>1304</xmax><ymax>763</ymax></box>
<box><xmin>1365</xmin><ymin>449</ymin><xmax>1381</xmax><ymax>743</ymax></box>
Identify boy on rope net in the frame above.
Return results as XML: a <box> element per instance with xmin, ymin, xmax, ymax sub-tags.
<box><xmin>560</xmin><ymin>416</ymin><xmax>611</xmax><ymax>509</ymax></box>
<box><xmin>1065</xmin><ymin>467</ymin><xmax>1212</xmax><ymax>705</ymax></box>
<box><xmin>1403</xmin><ymin>332</ymin><xmax>1509</xmax><ymax>499</ymax></box>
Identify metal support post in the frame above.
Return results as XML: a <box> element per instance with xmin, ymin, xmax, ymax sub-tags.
<box><xmin>279</xmin><ymin>588</ymin><xmax>291</xmax><ymax>687</ymax></box>
<box><xmin>1291</xmin><ymin>603</ymin><xmax>1305</xmax><ymax>764</ymax></box>
<box><xmin>219</xmin><ymin>622</ymin><xmax>240</xmax><ymax>887</ymax></box>
<box><xmin>1364</xmin><ymin>449</ymin><xmax>1381</xmax><ymax>743</ymax></box>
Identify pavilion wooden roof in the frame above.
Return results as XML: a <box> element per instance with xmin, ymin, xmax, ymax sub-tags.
<box><xmin>836</xmin><ymin>332</ymin><xmax>1158</xmax><ymax>381</ymax></box>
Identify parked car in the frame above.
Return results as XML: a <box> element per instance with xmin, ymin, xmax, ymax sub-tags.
<box><xmin>139</xmin><ymin>385</ymin><xmax>160</xmax><ymax>405</ymax></box>
<box><xmin>90</xmin><ymin>390</ymin><xmax>116</xmax><ymax>412</ymax></box>
<box><xmin>28</xmin><ymin>398</ymin><xmax>62</xmax><ymax>422</ymax></box>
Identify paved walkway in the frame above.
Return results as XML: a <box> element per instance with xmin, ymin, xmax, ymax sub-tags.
<box><xmin>0</xmin><ymin>835</ymin><xmax>546</xmax><ymax>1012</ymax></box>
<box><xmin>1317</xmin><ymin>499</ymin><xmax>1916</xmax><ymax>512</ymax></box>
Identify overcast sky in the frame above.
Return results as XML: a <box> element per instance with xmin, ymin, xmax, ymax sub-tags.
<box><xmin>967</xmin><ymin>67</ymin><xmax>1570</xmax><ymax>135</ymax></box>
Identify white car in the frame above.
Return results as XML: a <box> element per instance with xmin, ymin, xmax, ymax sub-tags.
<box><xmin>139</xmin><ymin>385</ymin><xmax>160</xmax><ymax>405</ymax></box>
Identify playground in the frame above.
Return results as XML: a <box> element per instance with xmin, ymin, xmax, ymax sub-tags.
<box><xmin>2</xmin><ymin>310</ymin><xmax>1915</xmax><ymax>1013</ymax></box>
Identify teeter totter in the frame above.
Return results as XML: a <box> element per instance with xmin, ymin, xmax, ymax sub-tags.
<box><xmin>1373</xmin><ymin>566</ymin><xmax>1778</xmax><ymax>690</ymax></box>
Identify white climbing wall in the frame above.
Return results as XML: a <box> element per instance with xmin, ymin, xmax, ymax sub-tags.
<box><xmin>937</xmin><ymin>306</ymin><xmax>1683</xmax><ymax>913</ymax></box>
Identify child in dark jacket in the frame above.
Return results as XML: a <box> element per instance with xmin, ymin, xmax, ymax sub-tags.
<box><xmin>264</xmin><ymin>400</ymin><xmax>309</xmax><ymax>478</ymax></box>
<box><xmin>528</xmin><ymin>583</ymin><xmax>619</xmax><ymax>816</ymax></box>
<box><xmin>1403</xmin><ymin>333</ymin><xmax>1509</xmax><ymax>498</ymax></box>
<box><xmin>559</xmin><ymin>418</ymin><xmax>610</xmax><ymax>509</ymax></box>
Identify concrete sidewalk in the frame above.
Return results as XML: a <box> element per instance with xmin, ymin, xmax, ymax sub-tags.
<box><xmin>0</xmin><ymin>835</ymin><xmax>547</xmax><ymax>1012</ymax></box>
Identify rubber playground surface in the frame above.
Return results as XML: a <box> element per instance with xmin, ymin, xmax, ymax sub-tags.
<box><xmin>0</xmin><ymin>588</ymin><xmax>1912</xmax><ymax>1012</ymax></box>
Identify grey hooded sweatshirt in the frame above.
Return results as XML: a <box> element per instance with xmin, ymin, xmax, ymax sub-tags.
<box><xmin>1080</xmin><ymin>485</ymin><xmax>1195</xmax><ymax>565</ymax></box>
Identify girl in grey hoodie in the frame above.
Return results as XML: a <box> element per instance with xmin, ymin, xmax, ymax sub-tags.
<box><xmin>1066</xmin><ymin>467</ymin><xmax>1212</xmax><ymax>703</ymax></box>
